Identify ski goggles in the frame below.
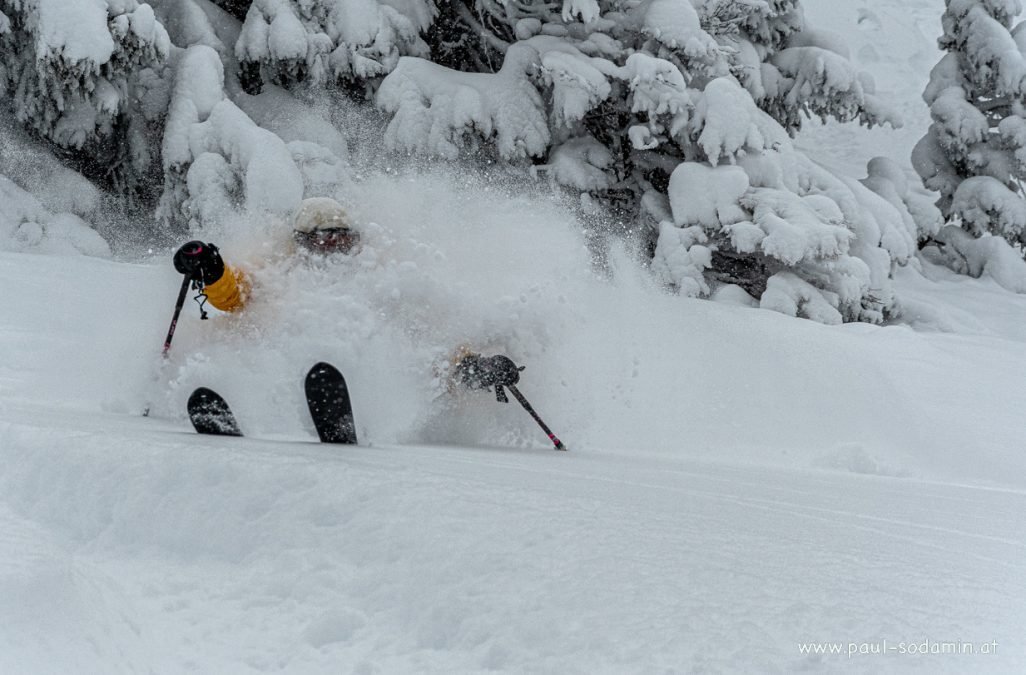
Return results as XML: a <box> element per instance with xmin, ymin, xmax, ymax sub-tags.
<box><xmin>294</xmin><ymin>227</ymin><xmax>361</xmax><ymax>255</ymax></box>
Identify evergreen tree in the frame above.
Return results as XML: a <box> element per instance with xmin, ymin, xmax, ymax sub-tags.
<box><xmin>914</xmin><ymin>0</ymin><xmax>1026</xmax><ymax>252</ymax></box>
<box><xmin>374</xmin><ymin>0</ymin><xmax>922</xmax><ymax>322</ymax></box>
<box><xmin>233</xmin><ymin>0</ymin><xmax>435</xmax><ymax>95</ymax></box>
<box><xmin>0</xmin><ymin>0</ymin><xmax>955</xmax><ymax>318</ymax></box>
<box><xmin>157</xmin><ymin>44</ymin><xmax>305</xmax><ymax>231</ymax></box>
<box><xmin>0</xmin><ymin>0</ymin><xmax>170</xmax><ymax>201</ymax></box>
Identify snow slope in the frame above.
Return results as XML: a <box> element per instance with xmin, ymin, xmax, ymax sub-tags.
<box><xmin>3</xmin><ymin>0</ymin><xmax>1026</xmax><ymax>672</ymax></box>
<box><xmin>2</xmin><ymin>188</ymin><xmax>1026</xmax><ymax>674</ymax></box>
<box><xmin>3</xmin><ymin>402</ymin><xmax>1025</xmax><ymax>674</ymax></box>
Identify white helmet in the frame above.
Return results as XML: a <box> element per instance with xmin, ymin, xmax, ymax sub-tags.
<box><xmin>292</xmin><ymin>197</ymin><xmax>360</xmax><ymax>254</ymax></box>
<box><xmin>293</xmin><ymin>197</ymin><xmax>352</xmax><ymax>233</ymax></box>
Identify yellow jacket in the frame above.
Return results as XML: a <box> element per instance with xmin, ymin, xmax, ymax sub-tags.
<box><xmin>203</xmin><ymin>265</ymin><xmax>250</xmax><ymax>312</ymax></box>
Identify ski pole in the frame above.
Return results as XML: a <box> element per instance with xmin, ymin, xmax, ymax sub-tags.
<box><xmin>506</xmin><ymin>384</ymin><xmax>566</xmax><ymax>450</ymax></box>
<box><xmin>143</xmin><ymin>274</ymin><xmax>191</xmax><ymax>417</ymax></box>
<box><xmin>162</xmin><ymin>273</ymin><xmax>192</xmax><ymax>357</ymax></box>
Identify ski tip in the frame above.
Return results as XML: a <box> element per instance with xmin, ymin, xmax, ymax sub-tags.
<box><xmin>307</xmin><ymin>361</ymin><xmax>343</xmax><ymax>378</ymax></box>
<box><xmin>188</xmin><ymin>387</ymin><xmax>243</xmax><ymax>437</ymax></box>
<box><xmin>188</xmin><ymin>387</ymin><xmax>219</xmax><ymax>404</ymax></box>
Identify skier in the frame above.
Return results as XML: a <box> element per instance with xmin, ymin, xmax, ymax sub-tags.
<box><xmin>171</xmin><ymin>197</ymin><xmax>360</xmax><ymax>313</ymax></box>
<box><xmin>171</xmin><ymin>197</ymin><xmax>523</xmax><ymax>395</ymax></box>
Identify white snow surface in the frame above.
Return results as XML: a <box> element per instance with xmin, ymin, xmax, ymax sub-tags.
<box><xmin>3</xmin><ymin>0</ymin><xmax>1026</xmax><ymax>672</ymax></box>
<box><xmin>0</xmin><ymin>176</ymin><xmax>110</xmax><ymax>257</ymax></box>
<box><xmin>35</xmin><ymin>0</ymin><xmax>114</xmax><ymax>64</ymax></box>
<box><xmin>3</xmin><ymin>168</ymin><xmax>1026</xmax><ymax>671</ymax></box>
<box><xmin>4</xmin><ymin>204</ymin><xmax>1026</xmax><ymax>672</ymax></box>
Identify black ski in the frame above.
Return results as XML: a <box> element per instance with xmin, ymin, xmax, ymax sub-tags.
<box><xmin>187</xmin><ymin>387</ymin><xmax>243</xmax><ymax>436</ymax></box>
<box><xmin>305</xmin><ymin>362</ymin><xmax>357</xmax><ymax>444</ymax></box>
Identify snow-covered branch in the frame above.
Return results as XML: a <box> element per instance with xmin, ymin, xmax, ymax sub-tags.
<box><xmin>234</xmin><ymin>0</ymin><xmax>433</xmax><ymax>91</ymax></box>
<box><xmin>158</xmin><ymin>45</ymin><xmax>304</xmax><ymax>231</ymax></box>
<box><xmin>0</xmin><ymin>0</ymin><xmax>169</xmax><ymax>147</ymax></box>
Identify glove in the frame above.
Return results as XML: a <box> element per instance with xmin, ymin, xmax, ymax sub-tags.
<box><xmin>483</xmin><ymin>355</ymin><xmax>521</xmax><ymax>387</ymax></box>
<box><xmin>173</xmin><ymin>241</ymin><xmax>226</xmax><ymax>285</ymax></box>
<box><xmin>454</xmin><ymin>353</ymin><xmax>522</xmax><ymax>390</ymax></box>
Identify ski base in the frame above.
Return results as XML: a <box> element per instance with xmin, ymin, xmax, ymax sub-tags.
<box><xmin>187</xmin><ymin>387</ymin><xmax>243</xmax><ymax>436</ymax></box>
<box><xmin>305</xmin><ymin>362</ymin><xmax>357</xmax><ymax>444</ymax></box>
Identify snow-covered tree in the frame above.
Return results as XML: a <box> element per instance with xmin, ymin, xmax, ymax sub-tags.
<box><xmin>158</xmin><ymin>45</ymin><xmax>304</xmax><ymax>231</ymax></box>
<box><xmin>0</xmin><ymin>0</ymin><xmax>947</xmax><ymax>322</ymax></box>
<box><xmin>0</xmin><ymin>0</ymin><xmax>356</xmax><ymax>234</ymax></box>
<box><xmin>0</xmin><ymin>0</ymin><xmax>170</xmax><ymax>198</ymax></box>
<box><xmin>234</xmin><ymin>0</ymin><xmax>434</xmax><ymax>94</ymax></box>
<box><xmin>695</xmin><ymin>0</ymin><xmax>895</xmax><ymax>134</ymax></box>
<box><xmin>914</xmin><ymin>0</ymin><xmax>1026</xmax><ymax>252</ymax></box>
<box><xmin>373</xmin><ymin>0</ymin><xmax>919</xmax><ymax>321</ymax></box>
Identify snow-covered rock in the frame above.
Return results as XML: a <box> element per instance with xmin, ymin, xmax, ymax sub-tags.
<box><xmin>0</xmin><ymin>176</ymin><xmax>110</xmax><ymax>257</ymax></box>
